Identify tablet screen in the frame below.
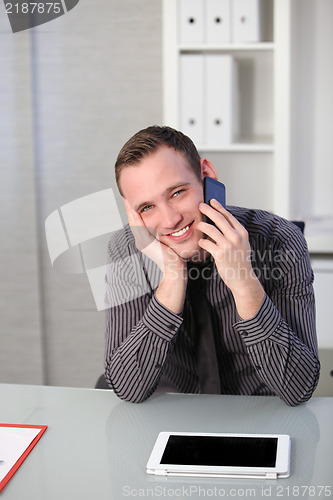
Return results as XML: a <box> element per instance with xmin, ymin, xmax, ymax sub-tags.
<box><xmin>160</xmin><ymin>435</ymin><xmax>278</xmax><ymax>468</ymax></box>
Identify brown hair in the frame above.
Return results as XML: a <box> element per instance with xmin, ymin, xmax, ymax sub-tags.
<box><xmin>115</xmin><ymin>125</ymin><xmax>201</xmax><ymax>196</ymax></box>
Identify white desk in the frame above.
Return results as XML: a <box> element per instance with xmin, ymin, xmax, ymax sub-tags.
<box><xmin>0</xmin><ymin>384</ymin><xmax>332</xmax><ymax>499</ymax></box>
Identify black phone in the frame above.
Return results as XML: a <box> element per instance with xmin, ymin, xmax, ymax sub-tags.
<box><xmin>203</xmin><ymin>177</ymin><xmax>226</xmax><ymax>225</ymax></box>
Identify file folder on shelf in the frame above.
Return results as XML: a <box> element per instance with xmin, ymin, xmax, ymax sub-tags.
<box><xmin>179</xmin><ymin>0</ymin><xmax>263</xmax><ymax>45</ymax></box>
<box><xmin>180</xmin><ymin>54</ymin><xmax>204</xmax><ymax>145</ymax></box>
<box><xmin>232</xmin><ymin>0</ymin><xmax>262</xmax><ymax>43</ymax></box>
<box><xmin>206</xmin><ymin>0</ymin><xmax>231</xmax><ymax>44</ymax></box>
<box><xmin>179</xmin><ymin>0</ymin><xmax>204</xmax><ymax>44</ymax></box>
<box><xmin>180</xmin><ymin>53</ymin><xmax>238</xmax><ymax>146</ymax></box>
<box><xmin>0</xmin><ymin>423</ymin><xmax>48</xmax><ymax>492</ymax></box>
<box><xmin>205</xmin><ymin>54</ymin><xmax>238</xmax><ymax>145</ymax></box>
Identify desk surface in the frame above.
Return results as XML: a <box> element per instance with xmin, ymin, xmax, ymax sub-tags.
<box><xmin>0</xmin><ymin>384</ymin><xmax>332</xmax><ymax>499</ymax></box>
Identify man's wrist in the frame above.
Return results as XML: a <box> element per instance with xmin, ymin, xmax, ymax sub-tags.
<box><xmin>155</xmin><ymin>273</ymin><xmax>187</xmax><ymax>315</ymax></box>
<box><xmin>232</xmin><ymin>280</ymin><xmax>265</xmax><ymax>321</ymax></box>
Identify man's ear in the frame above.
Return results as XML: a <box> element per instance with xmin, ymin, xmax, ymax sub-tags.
<box><xmin>200</xmin><ymin>158</ymin><xmax>218</xmax><ymax>181</ymax></box>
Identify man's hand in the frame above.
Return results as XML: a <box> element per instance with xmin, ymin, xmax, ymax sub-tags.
<box><xmin>124</xmin><ymin>200</ymin><xmax>187</xmax><ymax>314</ymax></box>
<box><xmin>198</xmin><ymin>199</ymin><xmax>265</xmax><ymax>320</ymax></box>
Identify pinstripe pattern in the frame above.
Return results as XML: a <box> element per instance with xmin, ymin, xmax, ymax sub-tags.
<box><xmin>104</xmin><ymin>206</ymin><xmax>320</xmax><ymax>405</ymax></box>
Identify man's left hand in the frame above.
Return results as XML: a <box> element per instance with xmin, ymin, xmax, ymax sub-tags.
<box><xmin>197</xmin><ymin>199</ymin><xmax>265</xmax><ymax>320</ymax></box>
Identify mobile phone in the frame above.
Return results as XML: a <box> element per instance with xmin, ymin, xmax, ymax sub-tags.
<box><xmin>203</xmin><ymin>177</ymin><xmax>226</xmax><ymax>225</ymax></box>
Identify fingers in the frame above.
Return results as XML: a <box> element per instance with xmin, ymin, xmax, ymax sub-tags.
<box><xmin>123</xmin><ymin>198</ymin><xmax>144</xmax><ymax>228</ymax></box>
<box><xmin>199</xmin><ymin>200</ymin><xmax>247</xmax><ymax>239</ymax></box>
<box><xmin>122</xmin><ymin>200</ymin><xmax>180</xmax><ymax>275</ymax></box>
<box><xmin>198</xmin><ymin>235</ymin><xmax>217</xmax><ymax>256</ymax></box>
<box><xmin>123</xmin><ymin>198</ymin><xmax>155</xmax><ymax>251</ymax></box>
<box><xmin>197</xmin><ymin>220</ymin><xmax>225</xmax><ymax>245</ymax></box>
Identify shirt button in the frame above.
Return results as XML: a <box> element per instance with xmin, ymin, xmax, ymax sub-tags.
<box><xmin>255</xmin><ymin>365</ymin><xmax>262</xmax><ymax>371</ymax></box>
<box><xmin>241</xmin><ymin>330</ymin><xmax>249</xmax><ymax>337</ymax></box>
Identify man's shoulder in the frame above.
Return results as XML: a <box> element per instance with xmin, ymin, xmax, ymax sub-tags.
<box><xmin>106</xmin><ymin>224</ymin><xmax>162</xmax><ymax>294</ymax></box>
<box><xmin>228</xmin><ymin>205</ymin><xmax>307</xmax><ymax>251</ymax></box>
<box><xmin>108</xmin><ymin>224</ymin><xmax>135</xmax><ymax>258</ymax></box>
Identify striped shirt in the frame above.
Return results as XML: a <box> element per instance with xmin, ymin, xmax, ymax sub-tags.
<box><xmin>104</xmin><ymin>206</ymin><xmax>320</xmax><ymax>405</ymax></box>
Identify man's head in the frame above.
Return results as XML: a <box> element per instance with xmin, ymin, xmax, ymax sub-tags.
<box><xmin>116</xmin><ymin>126</ymin><xmax>218</xmax><ymax>261</ymax></box>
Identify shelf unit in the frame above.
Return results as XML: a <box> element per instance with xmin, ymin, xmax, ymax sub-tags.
<box><xmin>179</xmin><ymin>43</ymin><xmax>274</xmax><ymax>51</ymax></box>
<box><xmin>162</xmin><ymin>0</ymin><xmax>291</xmax><ymax>219</ymax></box>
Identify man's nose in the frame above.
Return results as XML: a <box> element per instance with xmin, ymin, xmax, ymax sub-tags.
<box><xmin>161</xmin><ymin>203</ymin><xmax>183</xmax><ymax>229</ymax></box>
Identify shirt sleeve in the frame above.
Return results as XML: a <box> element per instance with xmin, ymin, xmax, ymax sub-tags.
<box><xmin>233</xmin><ymin>247</ymin><xmax>320</xmax><ymax>406</ymax></box>
<box><xmin>104</xmin><ymin>234</ymin><xmax>183</xmax><ymax>403</ymax></box>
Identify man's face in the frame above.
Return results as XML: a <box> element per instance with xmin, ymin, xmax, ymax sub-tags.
<box><xmin>120</xmin><ymin>146</ymin><xmax>208</xmax><ymax>261</ymax></box>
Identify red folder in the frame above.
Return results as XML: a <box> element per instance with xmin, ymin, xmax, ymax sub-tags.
<box><xmin>0</xmin><ymin>423</ymin><xmax>48</xmax><ymax>492</ymax></box>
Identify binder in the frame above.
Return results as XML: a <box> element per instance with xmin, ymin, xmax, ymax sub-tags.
<box><xmin>205</xmin><ymin>54</ymin><xmax>238</xmax><ymax>145</ymax></box>
<box><xmin>205</xmin><ymin>0</ymin><xmax>231</xmax><ymax>44</ymax></box>
<box><xmin>232</xmin><ymin>0</ymin><xmax>262</xmax><ymax>43</ymax></box>
<box><xmin>179</xmin><ymin>0</ymin><xmax>204</xmax><ymax>44</ymax></box>
<box><xmin>0</xmin><ymin>423</ymin><xmax>47</xmax><ymax>492</ymax></box>
<box><xmin>180</xmin><ymin>54</ymin><xmax>204</xmax><ymax>145</ymax></box>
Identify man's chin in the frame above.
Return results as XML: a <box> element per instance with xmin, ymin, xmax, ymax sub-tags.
<box><xmin>170</xmin><ymin>245</ymin><xmax>204</xmax><ymax>262</ymax></box>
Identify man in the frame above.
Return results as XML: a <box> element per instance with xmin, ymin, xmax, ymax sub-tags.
<box><xmin>104</xmin><ymin>125</ymin><xmax>320</xmax><ymax>405</ymax></box>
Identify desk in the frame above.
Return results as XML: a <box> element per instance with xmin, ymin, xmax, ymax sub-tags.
<box><xmin>0</xmin><ymin>384</ymin><xmax>332</xmax><ymax>499</ymax></box>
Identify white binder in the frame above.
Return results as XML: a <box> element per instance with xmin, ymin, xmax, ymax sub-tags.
<box><xmin>179</xmin><ymin>0</ymin><xmax>204</xmax><ymax>44</ymax></box>
<box><xmin>205</xmin><ymin>54</ymin><xmax>238</xmax><ymax>145</ymax></box>
<box><xmin>232</xmin><ymin>0</ymin><xmax>262</xmax><ymax>43</ymax></box>
<box><xmin>180</xmin><ymin>54</ymin><xmax>204</xmax><ymax>145</ymax></box>
<box><xmin>206</xmin><ymin>0</ymin><xmax>231</xmax><ymax>44</ymax></box>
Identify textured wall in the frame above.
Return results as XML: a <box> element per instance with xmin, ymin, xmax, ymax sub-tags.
<box><xmin>0</xmin><ymin>0</ymin><xmax>162</xmax><ymax>387</ymax></box>
<box><xmin>0</xmin><ymin>22</ymin><xmax>44</xmax><ymax>384</ymax></box>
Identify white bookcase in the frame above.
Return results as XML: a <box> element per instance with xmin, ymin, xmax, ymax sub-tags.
<box><xmin>162</xmin><ymin>0</ymin><xmax>292</xmax><ymax>219</ymax></box>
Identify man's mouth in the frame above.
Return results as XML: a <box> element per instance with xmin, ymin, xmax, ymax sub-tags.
<box><xmin>166</xmin><ymin>221</ymin><xmax>194</xmax><ymax>240</ymax></box>
<box><xmin>171</xmin><ymin>224</ymin><xmax>190</xmax><ymax>237</ymax></box>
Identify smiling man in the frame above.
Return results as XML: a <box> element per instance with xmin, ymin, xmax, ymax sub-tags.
<box><xmin>104</xmin><ymin>125</ymin><xmax>320</xmax><ymax>405</ymax></box>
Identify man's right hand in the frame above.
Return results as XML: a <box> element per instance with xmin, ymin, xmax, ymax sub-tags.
<box><xmin>124</xmin><ymin>200</ymin><xmax>187</xmax><ymax>314</ymax></box>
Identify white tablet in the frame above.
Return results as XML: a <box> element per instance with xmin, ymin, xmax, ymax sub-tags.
<box><xmin>146</xmin><ymin>432</ymin><xmax>291</xmax><ymax>479</ymax></box>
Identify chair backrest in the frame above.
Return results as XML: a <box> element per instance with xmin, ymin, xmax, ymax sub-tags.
<box><xmin>291</xmin><ymin>221</ymin><xmax>305</xmax><ymax>233</ymax></box>
<box><xmin>95</xmin><ymin>374</ymin><xmax>111</xmax><ymax>389</ymax></box>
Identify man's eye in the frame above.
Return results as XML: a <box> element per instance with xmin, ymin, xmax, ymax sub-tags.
<box><xmin>141</xmin><ymin>205</ymin><xmax>153</xmax><ymax>213</ymax></box>
<box><xmin>173</xmin><ymin>189</ymin><xmax>184</xmax><ymax>198</ymax></box>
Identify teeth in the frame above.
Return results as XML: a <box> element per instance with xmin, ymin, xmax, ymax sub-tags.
<box><xmin>171</xmin><ymin>225</ymin><xmax>190</xmax><ymax>237</ymax></box>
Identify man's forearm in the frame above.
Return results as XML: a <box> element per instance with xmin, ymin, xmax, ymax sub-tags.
<box><xmin>232</xmin><ymin>277</ymin><xmax>265</xmax><ymax>320</ymax></box>
<box><xmin>235</xmin><ymin>294</ymin><xmax>320</xmax><ymax>406</ymax></box>
<box><xmin>155</xmin><ymin>272</ymin><xmax>187</xmax><ymax>314</ymax></box>
<box><xmin>105</xmin><ymin>294</ymin><xmax>183</xmax><ymax>402</ymax></box>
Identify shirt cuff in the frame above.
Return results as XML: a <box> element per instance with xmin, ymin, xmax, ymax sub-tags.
<box><xmin>141</xmin><ymin>294</ymin><xmax>183</xmax><ymax>342</ymax></box>
<box><xmin>233</xmin><ymin>294</ymin><xmax>282</xmax><ymax>346</ymax></box>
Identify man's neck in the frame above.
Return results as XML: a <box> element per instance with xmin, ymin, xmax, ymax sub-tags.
<box><xmin>188</xmin><ymin>249</ymin><xmax>211</xmax><ymax>266</ymax></box>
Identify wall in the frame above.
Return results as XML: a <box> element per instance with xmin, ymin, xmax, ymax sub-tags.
<box><xmin>0</xmin><ymin>0</ymin><xmax>162</xmax><ymax>387</ymax></box>
<box><xmin>0</xmin><ymin>27</ymin><xmax>44</xmax><ymax>384</ymax></box>
<box><xmin>291</xmin><ymin>0</ymin><xmax>333</xmax><ymax>220</ymax></box>
<box><xmin>289</xmin><ymin>0</ymin><xmax>333</xmax><ymax>395</ymax></box>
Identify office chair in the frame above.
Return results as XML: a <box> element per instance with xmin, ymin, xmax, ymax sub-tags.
<box><xmin>291</xmin><ymin>221</ymin><xmax>305</xmax><ymax>233</ymax></box>
<box><xmin>95</xmin><ymin>374</ymin><xmax>111</xmax><ymax>389</ymax></box>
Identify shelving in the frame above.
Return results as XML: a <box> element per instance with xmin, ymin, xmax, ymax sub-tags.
<box><xmin>179</xmin><ymin>43</ymin><xmax>274</xmax><ymax>51</ymax></box>
<box><xmin>196</xmin><ymin>142</ymin><xmax>274</xmax><ymax>153</ymax></box>
<box><xmin>163</xmin><ymin>0</ymin><xmax>284</xmax><ymax>216</ymax></box>
<box><xmin>163</xmin><ymin>0</ymin><xmax>333</xmax><ymax>256</ymax></box>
